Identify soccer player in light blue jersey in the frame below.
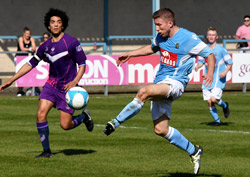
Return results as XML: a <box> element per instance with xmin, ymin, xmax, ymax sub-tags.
<box><xmin>103</xmin><ymin>8</ymin><xmax>215</xmax><ymax>174</ymax></box>
<box><xmin>195</xmin><ymin>27</ymin><xmax>232</xmax><ymax>126</ymax></box>
<box><xmin>0</xmin><ymin>9</ymin><xmax>94</xmax><ymax>158</ymax></box>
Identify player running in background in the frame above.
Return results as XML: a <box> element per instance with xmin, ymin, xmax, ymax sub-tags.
<box><xmin>195</xmin><ymin>27</ymin><xmax>232</xmax><ymax>126</ymax></box>
<box><xmin>103</xmin><ymin>8</ymin><xmax>215</xmax><ymax>175</ymax></box>
<box><xmin>0</xmin><ymin>8</ymin><xmax>93</xmax><ymax>158</ymax></box>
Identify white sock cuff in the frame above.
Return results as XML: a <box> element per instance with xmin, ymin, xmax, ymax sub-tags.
<box><xmin>164</xmin><ymin>126</ymin><xmax>174</xmax><ymax>140</ymax></box>
<box><xmin>132</xmin><ymin>98</ymin><xmax>144</xmax><ymax>109</ymax></box>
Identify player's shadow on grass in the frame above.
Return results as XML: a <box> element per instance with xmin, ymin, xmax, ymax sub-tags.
<box><xmin>54</xmin><ymin>149</ymin><xmax>96</xmax><ymax>156</ymax></box>
<box><xmin>201</xmin><ymin>121</ymin><xmax>233</xmax><ymax>126</ymax></box>
<box><xmin>159</xmin><ymin>172</ymin><xmax>222</xmax><ymax>177</ymax></box>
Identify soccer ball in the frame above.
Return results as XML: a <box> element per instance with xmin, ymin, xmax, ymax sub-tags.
<box><xmin>65</xmin><ymin>86</ymin><xmax>89</xmax><ymax>110</ymax></box>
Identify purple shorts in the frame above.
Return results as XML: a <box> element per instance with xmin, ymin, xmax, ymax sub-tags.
<box><xmin>39</xmin><ymin>83</ymin><xmax>74</xmax><ymax>114</ymax></box>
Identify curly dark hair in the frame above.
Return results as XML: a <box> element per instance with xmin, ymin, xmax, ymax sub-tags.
<box><xmin>44</xmin><ymin>8</ymin><xmax>69</xmax><ymax>32</ymax></box>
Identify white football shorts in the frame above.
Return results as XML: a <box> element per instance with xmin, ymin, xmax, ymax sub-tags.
<box><xmin>151</xmin><ymin>78</ymin><xmax>184</xmax><ymax>120</ymax></box>
<box><xmin>202</xmin><ymin>88</ymin><xmax>223</xmax><ymax>100</ymax></box>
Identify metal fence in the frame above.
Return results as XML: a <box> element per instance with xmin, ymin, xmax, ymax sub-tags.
<box><xmin>0</xmin><ymin>36</ymin><xmax>249</xmax><ymax>95</ymax></box>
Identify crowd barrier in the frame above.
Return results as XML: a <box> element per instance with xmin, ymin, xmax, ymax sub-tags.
<box><xmin>1</xmin><ymin>36</ymin><xmax>250</xmax><ymax>95</ymax></box>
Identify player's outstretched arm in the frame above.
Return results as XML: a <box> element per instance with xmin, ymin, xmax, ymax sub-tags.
<box><xmin>203</xmin><ymin>53</ymin><xmax>215</xmax><ymax>87</ymax></box>
<box><xmin>116</xmin><ymin>45</ymin><xmax>154</xmax><ymax>66</ymax></box>
<box><xmin>0</xmin><ymin>63</ymin><xmax>33</xmax><ymax>92</ymax></box>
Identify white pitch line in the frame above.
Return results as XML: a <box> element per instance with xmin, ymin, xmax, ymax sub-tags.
<box><xmin>96</xmin><ymin>124</ymin><xmax>250</xmax><ymax>134</ymax></box>
<box><xmin>188</xmin><ymin>128</ymin><xmax>250</xmax><ymax>135</ymax></box>
<box><xmin>2</xmin><ymin>121</ymin><xmax>250</xmax><ymax>135</ymax></box>
<box><xmin>95</xmin><ymin>124</ymin><xmax>147</xmax><ymax>129</ymax></box>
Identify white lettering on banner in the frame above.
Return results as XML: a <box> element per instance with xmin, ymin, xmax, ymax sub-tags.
<box><xmin>94</xmin><ymin>60</ymin><xmax>108</xmax><ymax>77</ymax></box>
<box><xmin>189</xmin><ymin>65</ymin><xmax>232</xmax><ymax>83</ymax></box>
<box><xmin>188</xmin><ymin>66</ymin><xmax>205</xmax><ymax>82</ymax></box>
<box><xmin>36</xmin><ymin>62</ymin><xmax>49</xmax><ymax>79</ymax></box>
<box><xmin>83</xmin><ymin>60</ymin><xmax>108</xmax><ymax>79</ymax></box>
<box><xmin>79</xmin><ymin>79</ymin><xmax>108</xmax><ymax>85</ymax></box>
<box><xmin>128</xmin><ymin>63</ymin><xmax>159</xmax><ymax>84</ymax></box>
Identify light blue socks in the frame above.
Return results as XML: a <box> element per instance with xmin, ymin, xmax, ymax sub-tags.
<box><xmin>114</xmin><ymin>98</ymin><xmax>144</xmax><ymax>127</ymax></box>
<box><xmin>164</xmin><ymin>126</ymin><xmax>195</xmax><ymax>155</ymax></box>
<box><xmin>209</xmin><ymin>106</ymin><xmax>220</xmax><ymax>123</ymax></box>
<box><xmin>218</xmin><ymin>99</ymin><xmax>226</xmax><ymax>108</ymax></box>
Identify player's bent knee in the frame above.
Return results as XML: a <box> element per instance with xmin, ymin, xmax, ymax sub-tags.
<box><xmin>137</xmin><ymin>87</ymin><xmax>148</xmax><ymax>101</ymax></box>
<box><xmin>37</xmin><ymin>111</ymin><xmax>47</xmax><ymax>122</ymax></box>
<box><xmin>211</xmin><ymin>98</ymin><xmax>218</xmax><ymax>103</ymax></box>
<box><xmin>154</xmin><ymin>126</ymin><xmax>168</xmax><ymax>137</ymax></box>
<box><xmin>60</xmin><ymin>123</ymin><xmax>71</xmax><ymax>130</ymax></box>
<box><xmin>210</xmin><ymin>96</ymin><xmax>218</xmax><ymax>103</ymax></box>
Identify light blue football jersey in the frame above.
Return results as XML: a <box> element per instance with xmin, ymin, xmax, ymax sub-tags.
<box><xmin>198</xmin><ymin>44</ymin><xmax>233</xmax><ymax>90</ymax></box>
<box><xmin>152</xmin><ymin>28</ymin><xmax>212</xmax><ymax>88</ymax></box>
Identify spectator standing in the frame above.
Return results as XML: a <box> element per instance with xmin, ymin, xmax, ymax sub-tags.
<box><xmin>235</xmin><ymin>15</ymin><xmax>250</xmax><ymax>48</ymax></box>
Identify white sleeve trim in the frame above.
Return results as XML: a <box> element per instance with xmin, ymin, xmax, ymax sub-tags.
<box><xmin>224</xmin><ymin>54</ymin><xmax>231</xmax><ymax>61</ymax></box>
<box><xmin>34</xmin><ymin>54</ymin><xmax>41</xmax><ymax>62</ymax></box>
<box><xmin>189</xmin><ymin>42</ymin><xmax>207</xmax><ymax>55</ymax></box>
<box><xmin>78</xmin><ymin>63</ymin><xmax>86</xmax><ymax>67</ymax></box>
<box><xmin>26</xmin><ymin>61</ymin><xmax>33</xmax><ymax>67</ymax></box>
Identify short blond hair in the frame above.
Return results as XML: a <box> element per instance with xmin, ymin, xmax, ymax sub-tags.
<box><xmin>152</xmin><ymin>8</ymin><xmax>176</xmax><ymax>25</ymax></box>
<box><xmin>207</xmin><ymin>27</ymin><xmax>218</xmax><ymax>33</ymax></box>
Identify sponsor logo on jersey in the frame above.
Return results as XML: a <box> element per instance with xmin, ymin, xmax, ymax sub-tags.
<box><xmin>76</xmin><ymin>45</ymin><xmax>83</xmax><ymax>52</ymax></box>
<box><xmin>160</xmin><ymin>49</ymin><xmax>177</xmax><ymax>67</ymax></box>
<box><xmin>176</xmin><ymin>43</ymin><xmax>179</xmax><ymax>49</ymax></box>
<box><xmin>51</xmin><ymin>47</ymin><xmax>55</xmax><ymax>52</ymax></box>
<box><xmin>192</xmin><ymin>34</ymin><xmax>198</xmax><ymax>40</ymax></box>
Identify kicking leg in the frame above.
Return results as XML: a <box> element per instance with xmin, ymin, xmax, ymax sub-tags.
<box><xmin>154</xmin><ymin>115</ymin><xmax>202</xmax><ymax>175</ymax></box>
<box><xmin>103</xmin><ymin>84</ymin><xmax>170</xmax><ymax>136</ymax></box>
<box><xmin>103</xmin><ymin>98</ymin><xmax>144</xmax><ymax>135</ymax></box>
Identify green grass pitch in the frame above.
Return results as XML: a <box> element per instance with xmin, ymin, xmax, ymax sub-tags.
<box><xmin>0</xmin><ymin>92</ymin><xmax>250</xmax><ymax>177</ymax></box>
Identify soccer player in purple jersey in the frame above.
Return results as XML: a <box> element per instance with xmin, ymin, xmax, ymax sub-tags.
<box><xmin>0</xmin><ymin>8</ymin><xmax>94</xmax><ymax>158</ymax></box>
<box><xmin>103</xmin><ymin>8</ymin><xmax>215</xmax><ymax>174</ymax></box>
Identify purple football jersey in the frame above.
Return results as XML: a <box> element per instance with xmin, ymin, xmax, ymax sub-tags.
<box><xmin>28</xmin><ymin>33</ymin><xmax>86</xmax><ymax>91</ymax></box>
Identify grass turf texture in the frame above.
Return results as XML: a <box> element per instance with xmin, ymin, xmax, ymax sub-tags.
<box><xmin>0</xmin><ymin>92</ymin><xmax>250</xmax><ymax>177</ymax></box>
